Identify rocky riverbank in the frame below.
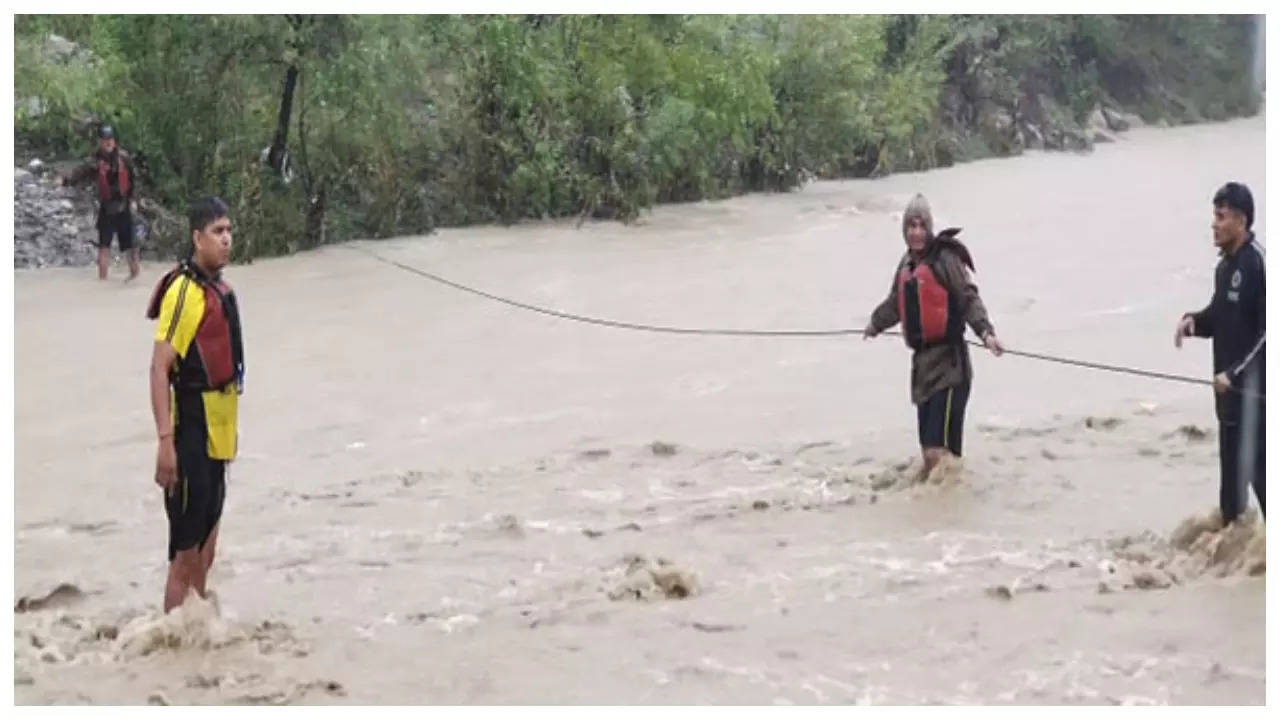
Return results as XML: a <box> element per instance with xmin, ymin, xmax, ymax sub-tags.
<box><xmin>14</xmin><ymin>160</ymin><xmax>99</xmax><ymax>269</ymax></box>
<box><xmin>14</xmin><ymin>156</ymin><xmax>184</xmax><ymax>270</ymax></box>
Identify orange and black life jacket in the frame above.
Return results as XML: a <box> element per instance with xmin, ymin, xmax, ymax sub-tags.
<box><xmin>96</xmin><ymin>151</ymin><xmax>131</xmax><ymax>204</ymax></box>
<box><xmin>896</xmin><ymin>228</ymin><xmax>974</xmax><ymax>351</ymax></box>
<box><xmin>145</xmin><ymin>261</ymin><xmax>245</xmax><ymax>393</ymax></box>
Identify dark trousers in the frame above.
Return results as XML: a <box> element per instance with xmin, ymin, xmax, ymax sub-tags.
<box><xmin>1218</xmin><ymin>408</ymin><xmax>1265</xmax><ymax>524</ymax></box>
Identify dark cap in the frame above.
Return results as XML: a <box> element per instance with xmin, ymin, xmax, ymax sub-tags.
<box><xmin>98</xmin><ymin>125</ymin><xmax>115</xmax><ymax>140</ymax></box>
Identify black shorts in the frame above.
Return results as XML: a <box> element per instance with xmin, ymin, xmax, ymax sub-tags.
<box><xmin>96</xmin><ymin>210</ymin><xmax>134</xmax><ymax>251</ymax></box>
<box><xmin>917</xmin><ymin>382</ymin><xmax>970</xmax><ymax>456</ymax></box>
<box><xmin>164</xmin><ymin>435</ymin><xmax>226</xmax><ymax>562</ymax></box>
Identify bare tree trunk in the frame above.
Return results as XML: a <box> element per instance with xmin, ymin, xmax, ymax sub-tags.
<box><xmin>266</xmin><ymin>14</ymin><xmax>312</xmax><ymax>174</ymax></box>
<box><xmin>266</xmin><ymin>64</ymin><xmax>298</xmax><ymax>172</ymax></box>
<box><xmin>304</xmin><ymin>184</ymin><xmax>327</xmax><ymax>248</ymax></box>
<box><xmin>295</xmin><ymin>67</ymin><xmax>326</xmax><ymax>248</ymax></box>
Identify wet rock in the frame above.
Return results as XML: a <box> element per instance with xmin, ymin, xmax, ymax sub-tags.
<box><xmin>1020</xmin><ymin>122</ymin><xmax>1045</xmax><ymax>150</ymax></box>
<box><xmin>13</xmin><ymin>169</ymin><xmax>97</xmax><ymax>269</ymax></box>
<box><xmin>319</xmin><ymin>680</ymin><xmax>346</xmax><ymax>696</ymax></box>
<box><xmin>68</xmin><ymin>520</ymin><xmax>119</xmax><ymax>536</ymax></box>
<box><xmin>606</xmin><ymin>554</ymin><xmax>698</xmax><ymax>601</ymax></box>
<box><xmin>1175</xmin><ymin>424</ymin><xmax>1213</xmax><ymax>442</ymax></box>
<box><xmin>1131</xmin><ymin>567</ymin><xmax>1173</xmax><ymax>589</ymax></box>
<box><xmin>986</xmin><ymin>580</ymin><xmax>1051</xmax><ymax>601</ymax></box>
<box><xmin>651</xmin><ymin>568</ymin><xmax>696</xmax><ymax>599</ymax></box>
<box><xmin>15</xmin><ymin>583</ymin><xmax>88</xmax><ymax>613</ymax></box>
<box><xmin>1207</xmin><ymin>662</ymin><xmax>1234</xmax><ymax>684</ymax></box>
<box><xmin>44</xmin><ymin>33</ymin><xmax>97</xmax><ymax>64</ymax></box>
<box><xmin>1101</xmin><ymin>106</ymin><xmax>1137</xmax><ymax>131</ymax></box>
<box><xmin>976</xmin><ymin>102</ymin><xmax>1020</xmax><ymax>154</ymax></box>
<box><xmin>869</xmin><ymin>474</ymin><xmax>897</xmax><ymax>491</ymax></box>
<box><xmin>1088</xmin><ymin>107</ymin><xmax>1117</xmax><ymax>143</ymax></box>
<box><xmin>232</xmin><ymin>678</ymin><xmax>346</xmax><ymax>705</ymax></box>
<box><xmin>1095</xmin><ymin>559</ymin><xmax>1131</xmax><ymax>594</ymax></box>
<box><xmin>687</xmin><ymin>621</ymin><xmax>745</xmax><ymax>633</ymax></box>
<box><xmin>1085</xmin><ymin>416</ymin><xmax>1123</xmax><ymax>431</ymax></box>
<box><xmin>794</xmin><ymin>441</ymin><xmax>835</xmax><ymax>454</ymax></box>
<box><xmin>649</xmin><ymin>441</ymin><xmax>678</xmax><ymax>457</ymax></box>
<box><xmin>186</xmin><ymin>674</ymin><xmax>221</xmax><ymax>689</ymax></box>
<box><xmin>492</xmin><ymin>514</ymin><xmax>524</xmax><ymax>538</ymax></box>
<box><xmin>582</xmin><ymin>523</ymin><xmax>641</xmax><ymax>539</ymax></box>
<box><xmin>986</xmin><ymin>584</ymin><xmax>1015</xmax><ymax>601</ymax></box>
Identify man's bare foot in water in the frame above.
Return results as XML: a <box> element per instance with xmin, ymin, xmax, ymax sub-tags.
<box><xmin>125</xmin><ymin>250</ymin><xmax>140</xmax><ymax>282</ymax></box>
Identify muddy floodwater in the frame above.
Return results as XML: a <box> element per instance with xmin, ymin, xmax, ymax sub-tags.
<box><xmin>14</xmin><ymin>116</ymin><xmax>1266</xmax><ymax>704</ymax></box>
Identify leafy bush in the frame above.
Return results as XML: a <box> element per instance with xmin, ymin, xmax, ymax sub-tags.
<box><xmin>14</xmin><ymin>14</ymin><xmax>1263</xmax><ymax>260</ymax></box>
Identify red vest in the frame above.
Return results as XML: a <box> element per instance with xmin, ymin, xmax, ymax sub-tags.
<box><xmin>96</xmin><ymin>153</ymin><xmax>130</xmax><ymax>204</ymax></box>
<box><xmin>146</xmin><ymin>263</ymin><xmax>244</xmax><ymax>393</ymax></box>
<box><xmin>895</xmin><ymin>234</ymin><xmax>971</xmax><ymax>351</ymax></box>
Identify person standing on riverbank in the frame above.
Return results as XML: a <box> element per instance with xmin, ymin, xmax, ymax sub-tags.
<box><xmin>863</xmin><ymin>194</ymin><xmax>1005</xmax><ymax>479</ymax></box>
<box><xmin>1175</xmin><ymin>182</ymin><xmax>1265</xmax><ymax>525</ymax></box>
<box><xmin>59</xmin><ymin>124</ymin><xmax>140</xmax><ymax>281</ymax></box>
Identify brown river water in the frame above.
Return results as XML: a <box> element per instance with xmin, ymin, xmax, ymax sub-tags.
<box><xmin>13</xmin><ymin>116</ymin><xmax>1266</xmax><ymax>704</ymax></box>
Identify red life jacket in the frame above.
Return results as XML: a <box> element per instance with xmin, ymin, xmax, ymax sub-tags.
<box><xmin>895</xmin><ymin>229</ymin><xmax>972</xmax><ymax>351</ymax></box>
<box><xmin>146</xmin><ymin>262</ymin><xmax>245</xmax><ymax>393</ymax></box>
<box><xmin>96</xmin><ymin>152</ymin><xmax>130</xmax><ymax>204</ymax></box>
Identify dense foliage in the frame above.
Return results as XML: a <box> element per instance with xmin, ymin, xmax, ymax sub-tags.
<box><xmin>15</xmin><ymin>14</ymin><xmax>1263</xmax><ymax>260</ymax></box>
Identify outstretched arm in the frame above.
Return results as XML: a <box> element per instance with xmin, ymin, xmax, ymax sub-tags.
<box><xmin>865</xmin><ymin>262</ymin><xmax>902</xmax><ymax>337</ymax></box>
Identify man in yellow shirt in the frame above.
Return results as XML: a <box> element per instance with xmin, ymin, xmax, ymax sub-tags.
<box><xmin>145</xmin><ymin>196</ymin><xmax>244</xmax><ymax>612</ymax></box>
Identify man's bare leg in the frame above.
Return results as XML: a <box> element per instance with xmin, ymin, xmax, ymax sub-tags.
<box><xmin>127</xmin><ymin>248</ymin><xmax>140</xmax><ymax>281</ymax></box>
<box><xmin>921</xmin><ymin>446</ymin><xmax>946</xmax><ymax>478</ymax></box>
<box><xmin>97</xmin><ymin>247</ymin><xmax>110</xmax><ymax>280</ymax></box>
<box><xmin>197</xmin><ymin>523</ymin><xmax>220</xmax><ymax>596</ymax></box>
<box><xmin>164</xmin><ymin>549</ymin><xmax>201</xmax><ymax>613</ymax></box>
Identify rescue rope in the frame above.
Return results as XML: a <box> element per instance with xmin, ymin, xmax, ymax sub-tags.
<box><xmin>346</xmin><ymin>244</ymin><xmax>1263</xmax><ymax>400</ymax></box>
